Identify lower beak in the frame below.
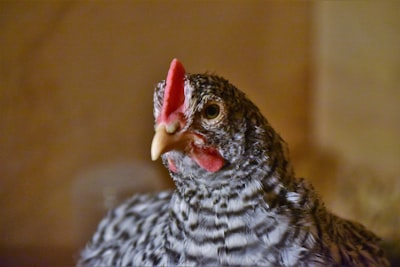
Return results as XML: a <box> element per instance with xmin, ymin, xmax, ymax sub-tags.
<box><xmin>151</xmin><ymin>124</ymin><xmax>195</xmax><ymax>161</ymax></box>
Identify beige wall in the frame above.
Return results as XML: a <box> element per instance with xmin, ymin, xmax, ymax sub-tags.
<box><xmin>0</xmin><ymin>1</ymin><xmax>312</xmax><ymax>253</ymax></box>
<box><xmin>312</xmin><ymin>1</ymin><xmax>400</xmax><ymax>238</ymax></box>
<box><xmin>314</xmin><ymin>2</ymin><xmax>400</xmax><ymax>174</ymax></box>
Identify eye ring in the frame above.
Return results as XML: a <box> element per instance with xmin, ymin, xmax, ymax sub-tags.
<box><xmin>203</xmin><ymin>103</ymin><xmax>221</xmax><ymax>120</ymax></box>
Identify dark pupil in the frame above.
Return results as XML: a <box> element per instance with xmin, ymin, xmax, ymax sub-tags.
<box><xmin>205</xmin><ymin>104</ymin><xmax>220</xmax><ymax>119</ymax></box>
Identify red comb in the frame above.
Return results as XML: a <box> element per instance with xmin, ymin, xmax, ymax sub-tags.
<box><xmin>159</xmin><ymin>58</ymin><xmax>186</xmax><ymax>124</ymax></box>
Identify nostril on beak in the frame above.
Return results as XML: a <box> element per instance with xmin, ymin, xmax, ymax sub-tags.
<box><xmin>165</xmin><ymin>121</ymin><xmax>180</xmax><ymax>134</ymax></box>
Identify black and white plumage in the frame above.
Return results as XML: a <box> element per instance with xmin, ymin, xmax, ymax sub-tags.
<box><xmin>78</xmin><ymin>59</ymin><xmax>389</xmax><ymax>266</ymax></box>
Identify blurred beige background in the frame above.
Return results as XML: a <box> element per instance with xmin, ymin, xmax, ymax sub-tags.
<box><xmin>1</xmin><ymin>1</ymin><xmax>399</xmax><ymax>265</ymax></box>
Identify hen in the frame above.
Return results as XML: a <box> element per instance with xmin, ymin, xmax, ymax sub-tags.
<box><xmin>78</xmin><ymin>59</ymin><xmax>389</xmax><ymax>266</ymax></box>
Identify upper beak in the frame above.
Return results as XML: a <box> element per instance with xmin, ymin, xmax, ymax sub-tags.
<box><xmin>151</xmin><ymin>124</ymin><xmax>196</xmax><ymax>161</ymax></box>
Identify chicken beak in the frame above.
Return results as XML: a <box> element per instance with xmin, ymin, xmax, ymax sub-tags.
<box><xmin>151</xmin><ymin>124</ymin><xmax>194</xmax><ymax>161</ymax></box>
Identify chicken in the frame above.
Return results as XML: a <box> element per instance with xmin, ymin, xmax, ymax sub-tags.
<box><xmin>78</xmin><ymin>59</ymin><xmax>390</xmax><ymax>266</ymax></box>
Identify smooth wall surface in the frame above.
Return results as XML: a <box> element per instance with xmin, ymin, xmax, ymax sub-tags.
<box><xmin>312</xmin><ymin>1</ymin><xmax>400</xmax><ymax>239</ymax></box>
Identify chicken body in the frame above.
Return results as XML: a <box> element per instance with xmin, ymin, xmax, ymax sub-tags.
<box><xmin>78</xmin><ymin>59</ymin><xmax>389</xmax><ymax>266</ymax></box>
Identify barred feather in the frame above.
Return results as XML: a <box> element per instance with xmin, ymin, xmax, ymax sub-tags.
<box><xmin>78</xmin><ymin>62</ymin><xmax>389</xmax><ymax>266</ymax></box>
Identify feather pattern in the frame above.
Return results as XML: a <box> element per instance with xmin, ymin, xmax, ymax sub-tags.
<box><xmin>78</xmin><ymin>60</ymin><xmax>389</xmax><ymax>266</ymax></box>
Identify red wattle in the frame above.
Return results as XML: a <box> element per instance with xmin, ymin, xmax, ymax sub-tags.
<box><xmin>191</xmin><ymin>146</ymin><xmax>225</xmax><ymax>173</ymax></box>
<box><xmin>167</xmin><ymin>157</ymin><xmax>178</xmax><ymax>173</ymax></box>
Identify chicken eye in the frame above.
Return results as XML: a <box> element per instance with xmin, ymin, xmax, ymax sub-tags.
<box><xmin>203</xmin><ymin>103</ymin><xmax>220</xmax><ymax>120</ymax></box>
